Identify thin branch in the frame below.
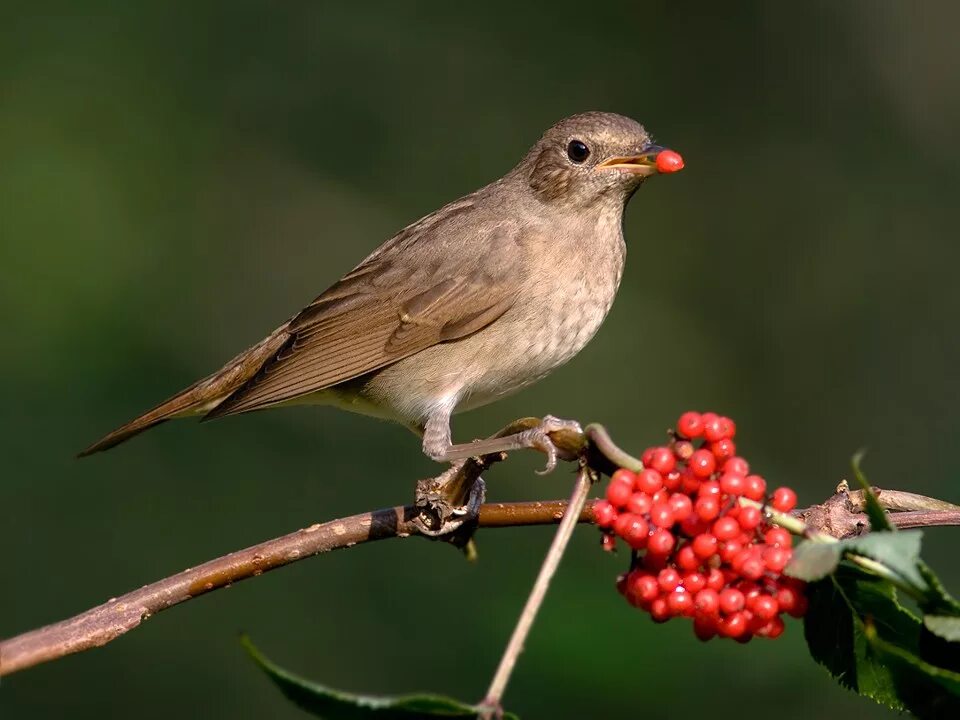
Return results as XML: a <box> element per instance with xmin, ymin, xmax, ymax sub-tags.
<box><xmin>480</xmin><ymin>466</ymin><xmax>594</xmax><ymax>717</ymax></box>
<box><xmin>2</xmin><ymin>478</ymin><xmax>957</xmax><ymax>679</ymax></box>
<box><xmin>0</xmin><ymin>499</ymin><xmax>592</xmax><ymax>678</ymax></box>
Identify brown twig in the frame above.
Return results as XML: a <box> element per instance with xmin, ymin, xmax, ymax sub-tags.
<box><xmin>480</xmin><ymin>465</ymin><xmax>595</xmax><ymax>717</ymax></box>
<box><xmin>3</xmin><ymin>476</ymin><xmax>958</xmax><ymax>680</ymax></box>
<box><xmin>0</xmin><ymin>499</ymin><xmax>594</xmax><ymax>677</ymax></box>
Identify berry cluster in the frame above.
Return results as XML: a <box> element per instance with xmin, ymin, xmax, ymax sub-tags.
<box><xmin>594</xmin><ymin>411</ymin><xmax>808</xmax><ymax>642</ymax></box>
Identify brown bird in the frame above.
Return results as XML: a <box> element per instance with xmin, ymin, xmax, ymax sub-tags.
<box><xmin>80</xmin><ymin>112</ymin><xmax>680</xmax><ymax>468</ymax></box>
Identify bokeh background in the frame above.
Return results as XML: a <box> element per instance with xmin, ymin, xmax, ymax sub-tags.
<box><xmin>3</xmin><ymin>1</ymin><xmax>959</xmax><ymax>718</ymax></box>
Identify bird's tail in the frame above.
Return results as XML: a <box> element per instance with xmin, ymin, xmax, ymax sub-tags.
<box><xmin>78</xmin><ymin>326</ymin><xmax>291</xmax><ymax>457</ymax></box>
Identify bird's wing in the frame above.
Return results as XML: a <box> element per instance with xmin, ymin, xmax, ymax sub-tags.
<box><xmin>205</xmin><ymin>211</ymin><xmax>521</xmax><ymax>418</ymax></box>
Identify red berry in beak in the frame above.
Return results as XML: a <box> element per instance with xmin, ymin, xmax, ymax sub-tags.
<box><xmin>656</xmin><ymin>149</ymin><xmax>684</xmax><ymax>174</ymax></box>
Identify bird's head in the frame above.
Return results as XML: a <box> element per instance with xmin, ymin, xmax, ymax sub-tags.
<box><xmin>515</xmin><ymin>112</ymin><xmax>681</xmax><ymax>208</ymax></box>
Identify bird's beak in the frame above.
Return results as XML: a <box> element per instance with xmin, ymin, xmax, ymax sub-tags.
<box><xmin>596</xmin><ymin>144</ymin><xmax>666</xmax><ymax>177</ymax></box>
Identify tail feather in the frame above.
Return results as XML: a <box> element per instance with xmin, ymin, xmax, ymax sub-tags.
<box><xmin>78</xmin><ymin>325</ymin><xmax>291</xmax><ymax>457</ymax></box>
<box><xmin>77</xmin><ymin>383</ymin><xmax>208</xmax><ymax>457</ymax></box>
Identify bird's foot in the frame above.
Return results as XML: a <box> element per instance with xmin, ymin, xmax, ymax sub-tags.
<box><xmin>516</xmin><ymin>415</ymin><xmax>582</xmax><ymax>474</ymax></box>
<box><xmin>414</xmin><ymin>461</ymin><xmax>486</xmax><ymax>544</ymax></box>
<box><xmin>424</xmin><ymin>415</ymin><xmax>582</xmax><ymax>474</ymax></box>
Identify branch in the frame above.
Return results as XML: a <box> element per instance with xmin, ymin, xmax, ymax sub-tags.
<box><xmin>0</xmin><ymin>499</ymin><xmax>594</xmax><ymax>677</ymax></box>
<box><xmin>480</xmin><ymin>465</ymin><xmax>594</xmax><ymax>717</ymax></box>
<box><xmin>3</xmin><ymin>417</ymin><xmax>958</xmax><ymax>681</ymax></box>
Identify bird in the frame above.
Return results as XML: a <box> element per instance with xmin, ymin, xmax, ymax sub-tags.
<box><xmin>80</xmin><ymin>111</ymin><xmax>682</xmax><ymax>469</ymax></box>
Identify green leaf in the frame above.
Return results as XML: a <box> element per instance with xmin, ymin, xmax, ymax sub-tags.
<box><xmin>865</xmin><ymin>620</ymin><xmax>960</xmax><ymax>719</ymax></box>
<box><xmin>851</xmin><ymin>452</ymin><xmax>893</xmax><ymax>532</ymax></box>
<box><xmin>919</xmin><ymin>561</ymin><xmax>960</xmax><ymax>615</ymax></box>
<box><xmin>925</xmin><ymin>616</ymin><xmax>960</xmax><ymax>642</ymax></box>
<box><xmin>785</xmin><ymin>541</ymin><xmax>842</xmax><ymax>581</ymax></box>
<box><xmin>803</xmin><ymin>565</ymin><xmax>922</xmax><ymax>711</ymax></box>
<box><xmin>787</xmin><ymin>530</ymin><xmax>926</xmax><ymax>591</ymax></box>
<box><xmin>242</xmin><ymin>636</ymin><xmax>518</xmax><ymax>720</ymax></box>
<box><xmin>842</xmin><ymin>530</ymin><xmax>928</xmax><ymax>593</ymax></box>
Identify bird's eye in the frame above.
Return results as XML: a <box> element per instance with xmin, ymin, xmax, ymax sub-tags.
<box><xmin>567</xmin><ymin>139</ymin><xmax>590</xmax><ymax>164</ymax></box>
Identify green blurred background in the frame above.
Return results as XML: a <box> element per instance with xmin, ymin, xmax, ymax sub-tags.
<box><xmin>2</xmin><ymin>1</ymin><xmax>959</xmax><ymax>718</ymax></box>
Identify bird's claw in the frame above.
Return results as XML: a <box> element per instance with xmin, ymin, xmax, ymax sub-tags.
<box><xmin>415</xmin><ymin>470</ymin><xmax>486</xmax><ymax>541</ymax></box>
<box><xmin>520</xmin><ymin>415</ymin><xmax>582</xmax><ymax>475</ymax></box>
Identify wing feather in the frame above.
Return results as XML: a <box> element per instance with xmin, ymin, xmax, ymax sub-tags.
<box><xmin>205</xmin><ymin>215</ymin><xmax>521</xmax><ymax>419</ymax></box>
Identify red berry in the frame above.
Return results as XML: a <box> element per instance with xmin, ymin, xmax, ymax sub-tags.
<box><xmin>749</xmin><ymin>594</ymin><xmax>779</xmax><ymax>621</ymax></box>
<box><xmin>699</xmin><ymin>412</ymin><xmax>719</xmax><ymax>436</ymax></box>
<box><xmin>737</xmin><ymin>505</ymin><xmax>762</xmax><ymax>531</ymax></box>
<box><xmin>649</xmin><ymin>502</ymin><xmax>676</xmax><ymax>528</ymax></box>
<box><xmin>709</xmin><ymin>438</ymin><xmax>736</xmax><ymax>462</ymax></box>
<box><xmin>621</xmin><ymin>515</ymin><xmax>650</xmax><ymax>550</ymax></box>
<box><xmin>717</xmin><ymin>416</ymin><xmax>736</xmax><ymax>439</ymax></box>
<box><xmin>680</xmin><ymin>514</ymin><xmax>709</xmax><ymax>538</ymax></box>
<box><xmin>613</xmin><ymin>513</ymin><xmax>635</xmax><ymax>539</ymax></box>
<box><xmin>605</xmin><ymin>479</ymin><xmax>633</xmax><ymax>508</ymax></box>
<box><xmin>593</xmin><ymin>500</ymin><xmax>618</xmax><ymax>528</ymax></box>
<box><xmin>662</xmin><ymin>470</ymin><xmax>682</xmax><ymax>491</ymax></box>
<box><xmin>775</xmin><ymin>585</ymin><xmax>801</xmax><ymax>614</ymax></box>
<box><xmin>683</xmin><ymin>572</ymin><xmax>707</xmax><ymax>593</ymax></box>
<box><xmin>694</xmin><ymin>495</ymin><xmax>721</xmax><ymax>521</ymax></box>
<box><xmin>668</xmin><ymin>493</ymin><xmax>693</xmax><ymax>522</ymax></box>
<box><xmin>772</xmin><ymin>487</ymin><xmax>798</xmax><ymax>513</ymax></box>
<box><xmin>650</xmin><ymin>596</ymin><xmax>671</xmax><ymax>622</ymax></box>
<box><xmin>719</xmin><ymin>540</ymin><xmax>744</xmax><ymax>563</ymax></box>
<box><xmin>655</xmin><ymin>149</ymin><xmax>685</xmax><ymax>174</ymax></box>
<box><xmin>762</xmin><ymin>545</ymin><xmax>791</xmax><ymax>573</ymax></box>
<box><xmin>719</xmin><ymin>472</ymin><xmax>746</xmax><ymax>496</ymax></box>
<box><xmin>718</xmin><ymin>612</ymin><xmax>749</xmax><ymax>638</ymax></box>
<box><xmin>689</xmin><ymin>449</ymin><xmax>717</xmax><ymax>478</ymax></box>
<box><xmin>667</xmin><ymin>589</ymin><xmax>695</xmax><ymax>617</ymax></box>
<box><xmin>641</xmin><ymin>447</ymin><xmax>656</xmax><ymax>467</ymax></box>
<box><xmin>672</xmin><ymin>440</ymin><xmax>694</xmax><ymax>461</ymax></box>
<box><xmin>697</xmin><ymin>480</ymin><xmax>721</xmax><ymax>497</ymax></box>
<box><xmin>706</xmin><ymin>567</ymin><xmax>726</xmax><ymax>591</ymax></box>
<box><xmin>693</xmin><ymin>614</ymin><xmax>718</xmax><ymax>641</ymax></box>
<box><xmin>628</xmin><ymin>573</ymin><xmax>660</xmax><ymax>604</ymax></box>
<box><xmin>694</xmin><ymin>588</ymin><xmax>721</xmax><ymax>615</ymax></box>
<box><xmin>738</xmin><ymin>553</ymin><xmax>766</xmax><ymax>581</ymax></box>
<box><xmin>657</xmin><ymin>567</ymin><xmax>682</xmax><ymax>593</ymax></box>
<box><xmin>626</xmin><ymin>491</ymin><xmax>653</xmax><ymax>515</ymax></box>
<box><xmin>789</xmin><ymin>593</ymin><xmax>809</xmax><ymax>618</ymax></box>
<box><xmin>680</xmin><ymin>470</ymin><xmax>701</xmax><ymax>494</ymax></box>
<box><xmin>676</xmin><ymin>411</ymin><xmax>703</xmax><ymax>438</ymax></box>
<box><xmin>723</xmin><ymin>456</ymin><xmax>750</xmax><ymax>475</ymax></box>
<box><xmin>676</xmin><ymin>544</ymin><xmax>700</xmax><ymax>571</ymax></box>
<box><xmin>692</xmin><ymin>533</ymin><xmax>719</xmax><ymax>559</ymax></box>
<box><xmin>651</xmin><ymin>488</ymin><xmax>670</xmax><ymax>505</ymax></box>
<box><xmin>635</xmin><ymin>468</ymin><xmax>664</xmax><ymax>495</ymax></box>
<box><xmin>647</xmin><ymin>446</ymin><xmax>675</xmax><ymax>475</ymax></box>
<box><xmin>610</xmin><ymin>468</ymin><xmax>637</xmax><ymax>489</ymax></box>
<box><xmin>756</xmin><ymin>616</ymin><xmax>785</xmax><ymax>639</ymax></box>
<box><xmin>764</xmin><ymin>527</ymin><xmax>792</xmax><ymax>548</ymax></box>
<box><xmin>719</xmin><ymin>588</ymin><xmax>745</xmax><ymax>614</ymax></box>
<box><xmin>712</xmin><ymin>517</ymin><xmax>740</xmax><ymax>541</ymax></box>
<box><xmin>744</xmin><ymin>474</ymin><xmax>766</xmax><ymax>501</ymax></box>
<box><xmin>647</xmin><ymin>528</ymin><xmax>676</xmax><ymax>555</ymax></box>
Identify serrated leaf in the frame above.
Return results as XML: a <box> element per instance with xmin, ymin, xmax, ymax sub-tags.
<box><xmin>842</xmin><ymin>530</ymin><xmax>928</xmax><ymax>593</ymax></box>
<box><xmin>925</xmin><ymin>616</ymin><xmax>960</xmax><ymax>642</ymax></box>
<box><xmin>785</xmin><ymin>541</ymin><xmax>842</xmax><ymax>581</ymax></box>
<box><xmin>919</xmin><ymin>561</ymin><xmax>960</xmax><ymax>616</ymax></box>
<box><xmin>242</xmin><ymin>636</ymin><xmax>518</xmax><ymax>720</ymax></box>
<box><xmin>865</xmin><ymin>621</ymin><xmax>960</xmax><ymax>719</ymax></box>
<box><xmin>803</xmin><ymin>565</ymin><xmax>922</xmax><ymax>712</ymax></box>
<box><xmin>851</xmin><ymin>452</ymin><xmax>893</xmax><ymax>532</ymax></box>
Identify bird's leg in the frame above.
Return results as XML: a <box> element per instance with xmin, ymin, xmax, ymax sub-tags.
<box><xmin>422</xmin><ymin>410</ymin><xmax>582</xmax><ymax>474</ymax></box>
